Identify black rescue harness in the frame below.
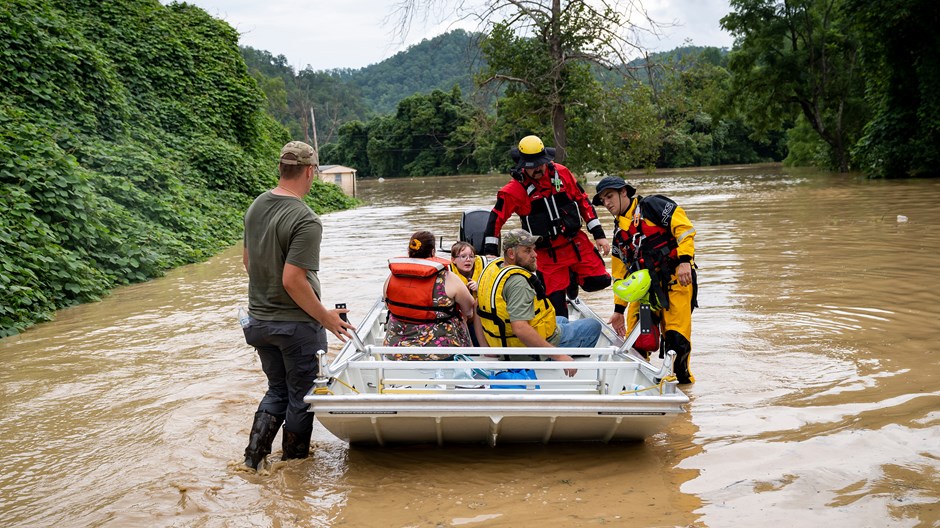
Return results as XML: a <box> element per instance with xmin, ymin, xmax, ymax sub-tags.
<box><xmin>513</xmin><ymin>168</ymin><xmax>582</xmax><ymax>261</ymax></box>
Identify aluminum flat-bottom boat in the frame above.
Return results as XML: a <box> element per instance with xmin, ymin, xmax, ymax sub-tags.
<box><xmin>304</xmin><ymin>296</ymin><xmax>688</xmax><ymax>446</ymax></box>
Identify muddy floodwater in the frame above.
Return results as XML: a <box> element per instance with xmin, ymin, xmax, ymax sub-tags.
<box><xmin>2</xmin><ymin>166</ymin><xmax>938</xmax><ymax>527</ymax></box>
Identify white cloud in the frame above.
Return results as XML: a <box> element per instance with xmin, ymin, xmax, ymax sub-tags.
<box><xmin>641</xmin><ymin>0</ymin><xmax>735</xmax><ymax>53</ymax></box>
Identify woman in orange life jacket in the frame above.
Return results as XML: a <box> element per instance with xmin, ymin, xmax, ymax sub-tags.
<box><xmin>449</xmin><ymin>241</ymin><xmax>487</xmax><ymax>346</ymax></box>
<box><xmin>592</xmin><ymin>176</ymin><xmax>698</xmax><ymax>384</ymax></box>
<box><xmin>383</xmin><ymin>231</ymin><xmax>475</xmax><ymax>358</ymax></box>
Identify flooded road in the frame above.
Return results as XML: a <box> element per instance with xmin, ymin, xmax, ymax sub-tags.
<box><xmin>1</xmin><ymin>166</ymin><xmax>938</xmax><ymax>527</ymax></box>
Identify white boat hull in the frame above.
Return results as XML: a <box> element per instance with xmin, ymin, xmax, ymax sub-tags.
<box><xmin>313</xmin><ymin>394</ymin><xmax>684</xmax><ymax>445</ymax></box>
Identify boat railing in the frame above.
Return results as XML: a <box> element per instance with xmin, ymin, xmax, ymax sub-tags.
<box><xmin>323</xmin><ymin>299</ymin><xmax>387</xmax><ymax>376</ymax></box>
<box><xmin>321</xmin><ymin>297</ymin><xmax>677</xmax><ymax>390</ymax></box>
<box><xmin>325</xmin><ymin>346</ymin><xmax>678</xmax><ymax>396</ymax></box>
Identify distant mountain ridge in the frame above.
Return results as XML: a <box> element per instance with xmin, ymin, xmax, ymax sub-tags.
<box><xmin>337</xmin><ymin>33</ymin><xmax>727</xmax><ymax>114</ymax></box>
<box><xmin>328</xmin><ymin>29</ymin><xmax>485</xmax><ymax>115</ymax></box>
<box><xmin>240</xmin><ymin>30</ymin><xmax>729</xmax><ymax>145</ymax></box>
<box><xmin>243</xmin><ymin>28</ymin><xmax>727</xmax><ymax>117</ymax></box>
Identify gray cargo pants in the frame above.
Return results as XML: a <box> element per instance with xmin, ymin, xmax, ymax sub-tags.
<box><xmin>243</xmin><ymin>319</ymin><xmax>326</xmax><ymax>441</ymax></box>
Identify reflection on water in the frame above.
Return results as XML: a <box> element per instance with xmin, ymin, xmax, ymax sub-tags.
<box><xmin>1</xmin><ymin>167</ymin><xmax>938</xmax><ymax>527</ymax></box>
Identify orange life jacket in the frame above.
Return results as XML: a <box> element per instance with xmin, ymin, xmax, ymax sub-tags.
<box><xmin>385</xmin><ymin>257</ymin><xmax>459</xmax><ymax>324</ymax></box>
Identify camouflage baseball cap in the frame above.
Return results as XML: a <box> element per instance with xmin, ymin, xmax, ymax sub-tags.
<box><xmin>503</xmin><ymin>228</ymin><xmax>541</xmax><ymax>250</ymax></box>
<box><xmin>279</xmin><ymin>141</ymin><xmax>318</xmax><ymax>166</ymax></box>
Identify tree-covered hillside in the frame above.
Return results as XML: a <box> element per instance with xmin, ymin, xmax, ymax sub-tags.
<box><xmin>241</xmin><ymin>46</ymin><xmax>375</xmax><ymax>144</ymax></box>
<box><xmin>313</xmin><ymin>43</ymin><xmax>783</xmax><ymax>176</ymax></box>
<box><xmin>334</xmin><ymin>30</ymin><xmax>485</xmax><ymax>115</ymax></box>
<box><xmin>242</xmin><ymin>1</ymin><xmax>938</xmax><ymax>179</ymax></box>
<box><xmin>0</xmin><ymin>0</ymin><xmax>357</xmax><ymax>337</ymax></box>
<box><xmin>240</xmin><ymin>29</ymin><xmax>487</xmax><ymax>146</ymax></box>
<box><xmin>242</xmin><ymin>32</ymin><xmax>782</xmax><ymax>176</ymax></box>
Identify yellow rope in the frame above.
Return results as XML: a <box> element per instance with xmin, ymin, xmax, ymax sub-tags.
<box><xmin>311</xmin><ymin>377</ymin><xmax>360</xmax><ymax>395</ymax></box>
<box><xmin>333</xmin><ymin>377</ymin><xmax>360</xmax><ymax>394</ymax></box>
<box><xmin>618</xmin><ymin>374</ymin><xmax>678</xmax><ymax>396</ymax></box>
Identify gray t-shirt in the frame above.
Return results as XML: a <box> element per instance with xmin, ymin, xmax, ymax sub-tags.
<box><xmin>244</xmin><ymin>191</ymin><xmax>322</xmax><ymax>322</ymax></box>
<box><xmin>502</xmin><ymin>273</ymin><xmax>560</xmax><ymax>345</ymax></box>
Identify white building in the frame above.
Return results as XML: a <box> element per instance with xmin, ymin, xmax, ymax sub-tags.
<box><xmin>317</xmin><ymin>165</ymin><xmax>357</xmax><ymax>197</ymax></box>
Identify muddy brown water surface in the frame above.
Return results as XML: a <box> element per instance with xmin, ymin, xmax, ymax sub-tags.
<box><xmin>2</xmin><ymin>166</ymin><xmax>938</xmax><ymax>527</ymax></box>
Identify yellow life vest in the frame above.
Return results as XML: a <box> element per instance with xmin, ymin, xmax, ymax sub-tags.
<box><xmin>449</xmin><ymin>255</ymin><xmax>485</xmax><ymax>293</ymax></box>
<box><xmin>476</xmin><ymin>257</ymin><xmax>557</xmax><ymax>347</ymax></box>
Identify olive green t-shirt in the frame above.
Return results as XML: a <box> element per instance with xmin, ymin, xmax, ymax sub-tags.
<box><xmin>244</xmin><ymin>191</ymin><xmax>322</xmax><ymax>322</ymax></box>
<box><xmin>502</xmin><ymin>273</ymin><xmax>560</xmax><ymax>345</ymax></box>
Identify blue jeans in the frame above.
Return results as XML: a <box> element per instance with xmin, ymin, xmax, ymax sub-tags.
<box><xmin>556</xmin><ymin>316</ymin><xmax>601</xmax><ymax>348</ymax></box>
<box><xmin>243</xmin><ymin>319</ymin><xmax>326</xmax><ymax>439</ymax></box>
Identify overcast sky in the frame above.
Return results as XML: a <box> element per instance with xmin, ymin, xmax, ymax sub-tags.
<box><xmin>167</xmin><ymin>0</ymin><xmax>734</xmax><ymax>71</ymax></box>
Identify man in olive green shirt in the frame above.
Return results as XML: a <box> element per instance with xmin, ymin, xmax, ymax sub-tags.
<box><xmin>476</xmin><ymin>229</ymin><xmax>602</xmax><ymax>378</ymax></box>
<box><xmin>241</xmin><ymin>141</ymin><xmax>354</xmax><ymax>470</ymax></box>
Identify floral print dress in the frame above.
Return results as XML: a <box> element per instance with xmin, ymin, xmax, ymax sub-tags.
<box><xmin>385</xmin><ymin>273</ymin><xmax>472</xmax><ymax>358</ymax></box>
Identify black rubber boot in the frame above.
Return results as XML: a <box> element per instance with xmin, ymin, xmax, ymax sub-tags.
<box><xmin>281</xmin><ymin>429</ymin><xmax>311</xmax><ymax>461</ymax></box>
<box><xmin>566</xmin><ymin>271</ymin><xmax>580</xmax><ymax>301</ymax></box>
<box><xmin>547</xmin><ymin>290</ymin><xmax>568</xmax><ymax>318</ymax></box>
<box><xmin>664</xmin><ymin>330</ymin><xmax>695</xmax><ymax>384</ymax></box>
<box><xmin>243</xmin><ymin>411</ymin><xmax>284</xmax><ymax>470</ymax></box>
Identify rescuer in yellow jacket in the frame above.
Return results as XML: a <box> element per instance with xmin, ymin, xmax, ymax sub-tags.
<box><xmin>592</xmin><ymin>176</ymin><xmax>698</xmax><ymax>384</ymax></box>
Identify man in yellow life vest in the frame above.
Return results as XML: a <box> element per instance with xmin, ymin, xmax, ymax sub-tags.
<box><xmin>592</xmin><ymin>176</ymin><xmax>698</xmax><ymax>384</ymax></box>
<box><xmin>476</xmin><ymin>229</ymin><xmax>603</xmax><ymax>377</ymax></box>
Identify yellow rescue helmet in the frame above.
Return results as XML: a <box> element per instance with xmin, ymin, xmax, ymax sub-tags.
<box><xmin>518</xmin><ymin>135</ymin><xmax>545</xmax><ymax>155</ymax></box>
<box><xmin>613</xmin><ymin>269</ymin><xmax>651</xmax><ymax>302</ymax></box>
<box><xmin>513</xmin><ymin>135</ymin><xmax>556</xmax><ymax>169</ymax></box>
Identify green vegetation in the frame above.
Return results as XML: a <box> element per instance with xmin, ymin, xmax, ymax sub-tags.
<box><xmin>242</xmin><ymin>22</ymin><xmax>787</xmax><ymax>177</ymax></box>
<box><xmin>722</xmin><ymin>0</ymin><xmax>868</xmax><ymax>172</ymax></box>
<box><xmin>311</xmin><ymin>43</ymin><xmax>782</xmax><ymax>176</ymax></box>
<box><xmin>0</xmin><ymin>0</ymin><xmax>356</xmax><ymax>337</ymax></box>
<box><xmin>4</xmin><ymin>0</ymin><xmax>936</xmax><ymax>335</ymax></box>
<box><xmin>332</xmin><ymin>30</ymin><xmax>484</xmax><ymax>116</ymax></box>
<box><xmin>474</xmin><ymin>2</ymin><xmax>631</xmax><ymax>163</ymax></box>
<box><xmin>240</xmin><ymin>46</ymin><xmax>374</xmax><ymax>144</ymax></box>
<box><xmin>722</xmin><ymin>0</ymin><xmax>938</xmax><ymax>176</ymax></box>
<box><xmin>843</xmin><ymin>0</ymin><xmax>940</xmax><ymax>178</ymax></box>
<box><xmin>286</xmin><ymin>1</ymin><xmax>937</xmax><ymax>178</ymax></box>
<box><xmin>322</xmin><ymin>86</ymin><xmax>497</xmax><ymax>177</ymax></box>
<box><xmin>240</xmin><ymin>30</ymin><xmax>486</xmax><ymax>147</ymax></box>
